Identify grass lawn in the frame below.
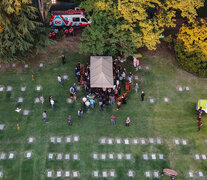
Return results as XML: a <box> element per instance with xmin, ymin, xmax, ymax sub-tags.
<box><xmin>0</xmin><ymin>47</ymin><xmax>207</xmax><ymax>180</ymax></box>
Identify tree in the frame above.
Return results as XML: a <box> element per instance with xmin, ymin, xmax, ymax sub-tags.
<box><xmin>175</xmin><ymin>19</ymin><xmax>207</xmax><ymax>77</ymax></box>
<box><xmin>80</xmin><ymin>0</ymin><xmax>204</xmax><ymax>56</ymax></box>
<box><xmin>177</xmin><ymin>19</ymin><xmax>207</xmax><ymax>56</ymax></box>
<box><xmin>0</xmin><ymin>0</ymin><xmax>46</xmax><ymax>62</ymax></box>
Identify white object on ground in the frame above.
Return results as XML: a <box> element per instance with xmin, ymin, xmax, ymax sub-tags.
<box><xmin>100</xmin><ymin>138</ymin><xmax>106</xmax><ymax>144</ymax></box>
<box><xmin>74</xmin><ymin>136</ymin><xmax>79</xmax><ymax>142</ymax></box>
<box><xmin>39</xmin><ymin>63</ymin><xmax>43</xmax><ymax>67</ymax></box>
<box><xmin>65</xmin><ymin>171</ymin><xmax>70</xmax><ymax>177</ymax></box>
<box><xmin>152</xmin><ymin>154</ymin><xmax>156</xmax><ymax>160</ymax></box>
<box><xmin>26</xmin><ymin>151</ymin><xmax>32</xmax><ymax>158</ymax></box>
<box><xmin>63</xmin><ymin>75</ymin><xmax>68</xmax><ymax>79</ymax></box>
<box><xmin>141</xmin><ymin>139</ymin><xmax>146</xmax><ymax>144</ymax></box>
<box><xmin>48</xmin><ymin>153</ymin><xmax>53</xmax><ymax>159</ymax></box>
<box><xmin>73</xmin><ymin>171</ymin><xmax>78</xmax><ymax>177</ymax></box>
<box><xmin>7</xmin><ymin>86</ymin><xmax>12</xmax><ymax>91</ymax></box>
<box><xmin>57</xmin><ymin>153</ymin><xmax>62</xmax><ymax>160</ymax></box>
<box><xmin>18</xmin><ymin>97</ymin><xmax>23</xmax><ymax>103</ymax></box>
<box><xmin>110</xmin><ymin>170</ymin><xmax>115</xmax><ymax>177</ymax></box>
<box><xmin>23</xmin><ymin>110</ymin><xmax>29</xmax><ymax>115</ymax></box>
<box><xmin>56</xmin><ymin>137</ymin><xmax>62</xmax><ymax>143</ymax></box>
<box><xmin>154</xmin><ymin>171</ymin><xmax>159</xmax><ymax>178</ymax></box>
<box><xmin>116</xmin><ymin>138</ymin><xmax>121</xmax><ymax>144</ymax></box>
<box><xmin>102</xmin><ymin>171</ymin><xmax>107</xmax><ymax>177</ymax></box>
<box><xmin>126</xmin><ymin>154</ymin><xmax>131</xmax><ymax>160</ymax></box>
<box><xmin>65</xmin><ymin>154</ymin><xmax>70</xmax><ymax>160</ymax></box>
<box><xmin>93</xmin><ymin>153</ymin><xmax>98</xmax><ymax>160</ymax></box>
<box><xmin>36</xmin><ymin>86</ymin><xmax>41</xmax><ymax>91</ymax></box>
<box><xmin>21</xmin><ymin>86</ymin><xmax>26</xmax><ymax>91</ymax></box>
<box><xmin>164</xmin><ymin>97</ymin><xmax>169</xmax><ymax>102</ymax></box>
<box><xmin>117</xmin><ymin>154</ymin><xmax>122</xmax><ymax>160</ymax></box>
<box><xmin>66</xmin><ymin>137</ymin><xmax>71</xmax><ymax>143</ymax></box>
<box><xmin>143</xmin><ymin>154</ymin><xmax>148</xmax><ymax>160</ymax></box>
<box><xmin>73</xmin><ymin>154</ymin><xmax>78</xmax><ymax>160</ymax></box>
<box><xmin>9</xmin><ymin>153</ymin><xmax>14</xmax><ymax>159</ymax></box>
<box><xmin>128</xmin><ymin>170</ymin><xmax>134</xmax><ymax>177</ymax></box>
<box><xmin>109</xmin><ymin>154</ymin><xmax>114</xmax><ymax>159</ymax></box>
<box><xmin>202</xmin><ymin>154</ymin><xmax>206</xmax><ymax>160</ymax></box>
<box><xmin>108</xmin><ymin>138</ymin><xmax>113</xmax><ymax>144</ymax></box>
<box><xmin>0</xmin><ymin>124</ymin><xmax>4</xmax><ymax>130</ymax></box>
<box><xmin>93</xmin><ymin>171</ymin><xmax>98</xmax><ymax>177</ymax></box>
<box><xmin>159</xmin><ymin>154</ymin><xmax>164</xmax><ymax>159</ymax></box>
<box><xmin>145</xmin><ymin>171</ymin><xmax>150</xmax><ymax>177</ymax></box>
<box><xmin>34</xmin><ymin>98</ymin><xmax>40</xmax><ymax>103</ymax></box>
<box><xmin>0</xmin><ymin>153</ymin><xmax>6</xmax><ymax>160</ymax></box>
<box><xmin>50</xmin><ymin>137</ymin><xmax>55</xmax><ymax>143</ymax></box>
<box><xmin>57</xmin><ymin>171</ymin><xmax>61</xmax><ymax>177</ymax></box>
<box><xmin>175</xmin><ymin>139</ymin><xmax>179</xmax><ymax>145</ymax></box>
<box><xmin>189</xmin><ymin>172</ymin><xmax>194</xmax><ymax>177</ymax></box>
<box><xmin>149</xmin><ymin>138</ymin><xmax>154</xmax><ymax>144</ymax></box>
<box><xmin>150</xmin><ymin>99</ymin><xmax>154</xmax><ymax>103</ymax></box>
<box><xmin>124</xmin><ymin>139</ymin><xmax>129</xmax><ymax>144</ymax></box>
<box><xmin>47</xmin><ymin>171</ymin><xmax>52</xmax><ymax>177</ymax></box>
<box><xmin>195</xmin><ymin>154</ymin><xmax>200</xmax><ymax>160</ymax></box>
<box><xmin>24</xmin><ymin>64</ymin><xmax>29</xmax><ymax>68</ymax></box>
<box><xmin>198</xmin><ymin>171</ymin><xmax>203</xmax><ymax>177</ymax></box>
<box><xmin>101</xmin><ymin>154</ymin><xmax>106</xmax><ymax>160</ymax></box>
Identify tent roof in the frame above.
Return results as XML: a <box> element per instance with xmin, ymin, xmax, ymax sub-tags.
<box><xmin>90</xmin><ymin>56</ymin><xmax>113</xmax><ymax>88</ymax></box>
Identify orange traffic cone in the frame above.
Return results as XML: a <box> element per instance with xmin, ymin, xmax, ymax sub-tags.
<box><xmin>32</xmin><ymin>75</ymin><xmax>35</xmax><ymax>81</ymax></box>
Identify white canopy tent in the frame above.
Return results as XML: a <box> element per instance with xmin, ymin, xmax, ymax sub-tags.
<box><xmin>90</xmin><ymin>56</ymin><xmax>114</xmax><ymax>88</ymax></box>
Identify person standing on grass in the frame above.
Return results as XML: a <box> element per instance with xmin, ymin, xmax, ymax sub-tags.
<box><xmin>40</xmin><ymin>96</ymin><xmax>44</xmax><ymax>104</ymax></box>
<box><xmin>61</xmin><ymin>54</ymin><xmax>66</xmax><ymax>65</ymax></box>
<box><xmin>50</xmin><ymin>98</ymin><xmax>54</xmax><ymax>108</ymax></box>
<box><xmin>110</xmin><ymin>115</ymin><xmax>116</xmax><ymax>125</ymax></box>
<box><xmin>85</xmin><ymin>100</ymin><xmax>90</xmax><ymax>111</ymax></box>
<box><xmin>135</xmin><ymin>83</ymin><xmax>139</xmax><ymax>93</ymax></box>
<box><xmin>57</xmin><ymin>75</ymin><xmax>63</xmax><ymax>87</ymax></box>
<box><xmin>78</xmin><ymin>108</ymin><xmax>83</xmax><ymax>119</ymax></box>
<box><xmin>67</xmin><ymin>115</ymin><xmax>72</xmax><ymax>126</ymax></box>
<box><xmin>42</xmin><ymin>111</ymin><xmax>48</xmax><ymax>123</ymax></box>
<box><xmin>90</xmin><ymin>98</ymin><xmax>95</xmax><ymax>109</ymax></box>
<box><xmin>198</xmin><ymin>118</ymin><xmax>202</xmax><ymax>131</ymax></box>
<box><xmin>125</xmin><ymin>117</ymin><xmax>130</xmax><ymax>126</ymax></box>
<box><xmin>141</xmin><ymin>91</ymin><xmax>145</xmax><ymax>101</ymax></box>
<box><xmin>49</xmin><ymin>96</ymin><xmax>52</xmax><ymax>104</ymax></box>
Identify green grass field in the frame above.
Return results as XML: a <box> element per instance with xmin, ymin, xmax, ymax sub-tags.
<box><xmin>0</xmin><ymin>48</ymin><xmax>207</xmax><ymax>180</ymax></box>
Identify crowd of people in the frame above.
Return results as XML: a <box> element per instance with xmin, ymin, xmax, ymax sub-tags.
<box><xmin>41</xmin><ymin>55</ymin><xmax>143</xmax><ymax>126</ymax></box>
<box><xmin>48</xmin><ymin>27</ymin><xmax>75</xmax><ymax>40</ymax></box>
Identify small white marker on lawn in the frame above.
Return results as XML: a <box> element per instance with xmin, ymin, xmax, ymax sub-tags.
<box><xmin>26</xmin><ymin>151</ymin><xmax>32</xmax><ymax>159</ymax></box>
<box><xmin>65</xmin><ymin>154</ymin><xmax>70</xmax><ymax>160</ymax></box>
<box><xmin>133</xmin><ymin>138</ymin><xmax>138</xmax><ymax>144</ymax></box>
<box><xmin>110</xmin><ymin>170</ymin><xmax>115</xmax><ymax>177</ymax></box>
<box><xmin>74</xmin><ymin>136</ymin><xmax>79</xmax><ymax>142</ymax></box>
<box><xmin>36</xmin><ymin>85</ymin><xmax>41</xmax><ymax>91</ymax></box>
<box><xmin>23</xmin><ymin>110</ymin><xmax>29</xmax><ymax>115</ymax></box>
<box><xmin>93</xmin><ymin>171</ymin><xmax>98</xmax><ymax>177</ymax></box>
<box><xmin>198</xmin><ymin>171</ymin><xmax>203</xmax><ymax>177</ymax></box>
<box><xmin>128</xmin><ymin>170</ymin><xmax>134</xmax><ymax>177</ymax></box>
<box><xmin>63</xmin><ymin>75</ymin><xmax>68</xmax><ymax>80</ymax></box>
<box><xmin>117</xmin><ymin>154</ymin><xmax>122</xmax><ymax>160</ymax></box>
<box><xmin>73</xmin><ymin>154</ymin><xmax>78</xmax><ymax>160</ymax></box>
<box><xmin>50</xmin><ymin>137</ymin><xmax>55</xmax><ymax>143</ymax></box>
<box><xmin>66</xmin><ymin>137</ymin><xmax>71</xmax><ymax>143</ymax></box>
<box><xmin>202</xmin><ymin>154</ymin><xmax>206</xmax><ymax>160</ymax></box>
<box><xmin>139</xmin><ymin>66</ymin><xmax>142</xmax><ymax>70</ymax></box>
<box><xmin>0</xmin><ymin>124</ymin><xmax>5</xmax><ymax>131</ymax></box>
<box><xmin>109</xmin><ymin>153</ymin><xmax>114</xmax><ymax>159</ymax></box>
<box><xmin>145</xmin><ymin>66</ymin><xmax>149</xmax><ymax>70</ymax></box>
<box><xmin>17</xmin><ymin>97</ymin><xmax>23</xmax><ymax>103</ymax></box>
<box><xmin>143</xmin><ymin>154</ymin><xmax>148</xmax><ymax>160</ymax></box>
<box><xmin>21</xmin><ymin>86</ymin><xmax>26</xmax><ymax>92</ymax></box>
<box><xmin>141</xmin><ymin>139</ymin><xmax>146</xmax><ymax>145</ymax></box>
<box><xmin>66</xmin><ymin>98</ymin><xmax>73</xmax><ymax>104</ymax></box>
<box><xmin>28</xmin><ymin>137</ymin><xmax>34</xmax><ymax>143</ymax></box>
<box><xmin>145</xmin><ymin>171</ymin><xmax>151</xmax><ymax>177</ymax></box>
<box><xmin>150</xmin><ymin>98</ymin><xmax>154</xmax><ymax>103</ymax></box>
<box><xmin>175</xmin><ymin>139</ymin><xmax>179</xmax><ymax>145</ymax></box>
<box><xmin>73</xmin><ymin>171</ymin><xmax>78</xmax><ymax>177</ymax></box>
<box><xmin>126</xmin><ymin>154</ymin><xmax>131</xmax><ymax>160</ymax></box>
<box><xmin>76</xmin><ymin>86</ymin><xmax>81</xmax><ymax>91</ymax></box>
<box><xmin>102</xmin><ymin>171</ymin><xmax>107</xmax><ymax>178</ymax></box>
<box><xmin>182</xmin><ymin>140</ymin><xmax>187</xmax><ymax>145</ymax></box>
<box><xmin>164</xmin><ymin>97</ymin><xmax>169</xmax><ymax>102</ymax></box>
<box><xmin>108</xmin><ymin>138</ymin><xmax>113</xmax><ymax>144</ymax></box>
<box><xmin>157</xmin><ymin>138</ymin><xmax>162</xmax><ymax>144</ymax></box>
<box><xmin>0</xmin><ymin>153</ymin><xmax>6</xmax><ymax>160</ymax></box>
<box><xmin>195</xmin><ymin>154</ymin><xmax>200</xmax><ymax>160</ymax></box>
<box><xmin>57</xmin><ymin>153</ymin><xmax>62</xmax><ymax>160</ymax></box>
<box><xmin>93</xmin><ymin>153</ymin><xmax>98</xmax><ymax>160</ymax></box>
<box><xmin>65</xmin><ymin>171</ymin><xmax>70</xmax><ymax>177</ymax></box>
<box><xmin>154</xmin><ymin>171</ymin><xmax>159</xmax><ymax>178</ymax></box>
<box><xmin>48</xmin><ymin>153</ymin><xmax>53</xmax><ymax>159</ymax></box>
<box><xmin>34</xmin><ymin>98</ymin><xmax>40</xmax><ymax>103</ymax></box>
<box><xmin>57</xmin><ymin>171</ymin><xmax>61</xmax><ymax>177</ymax></box>
<box><xmin>116</xmin><ymin>138</ymin><xmax>121</xmax><ymax>144</ymax></box>
<box><xmin>24</xmin><ymin>64</ymin><xmax>28</xmax><ymax>68</ymax></box>
<box><xmin>7</xmin><ymin>86</ymin><xmax>12</xmax><ymax>91</ymax></box>
<box><xmin>152</xmin><ymin>154</ymin><xmax>156</xmax><ymax>160</ymax></box>
<box><xmin>178</xmin><ymin>87</ymin><xmax>183</xmax><ymax>91</ymax></box>
<box><xmin>56</xmin><ymin>137</ymin><xmax>62</xmax><ymax>143</ymax></box>
<box><xmin>159</xmin><ymin>154</ymin><xmax>164</xmax><ymax>160</ymax></box>
<box><xmin>124</xmin><ymin>139</ymin><xmax>129</xmax><ymax>144</ymax></box>
<box><xmin>0</xmin><ymin>86</ymin><xmax>4</xmax><ymax>92</ymax></box>
<box><xmin>149</xmin><ymin>138</ymin><xmax>154</xmax><ymax>144</ymax></box>
<box><xmin>186</xmin><ymin>86</ymin><xmax>190</xmax><ymax>91</ymax></box>
<box><xmin>100</xmin><ymin>138</ymin><xmax>106</xmax><ymax>144</ymax></box>
<box><xmin>135</xmin><ymin>75</ymin><xmax>138</xmax><ymax>80</ymax></box>
<box><xmin>8</xmin><ymin>152</ymin><xmax>14</xmax><ymax>159</ymax></box>
<box><xmin>39</xmin><ymin>63</ymin><xmax>43</xmax><ymax>67</ymax></box>
<box><xmin>101</xmin><ymin>154</ymin><xmax>106</xmax><ymax>160</ymax></box>
<box><xmin>12</xmin><ymin>63</ymin><xmax>16</xmax><ymax>68</ymax></box>
<box><xmin>47</xmin><ymin>171</ymin><xmax>52</xmax><ymax>177</ymax></box>
<box><xmin>189</xmin><ymin>172</ymin><xmax>194</xmax><ymax>177</ymax></box>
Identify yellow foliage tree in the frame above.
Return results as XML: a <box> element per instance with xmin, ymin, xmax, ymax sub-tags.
<box><xmin>178</xmin><ymin>19</ymin><xmax>207</xmax><ymax>57</ymax></box>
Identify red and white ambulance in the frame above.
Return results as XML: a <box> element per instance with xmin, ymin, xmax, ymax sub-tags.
<box><xmin>50</xmin><ymin>10</ymin><xmax>91</xmax><ymax>27</ymax></box>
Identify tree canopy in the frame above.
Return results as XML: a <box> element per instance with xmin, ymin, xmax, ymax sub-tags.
<box><xmin>80</xmin><ymin>0</ymin><xmax>204</xmax><ymax>56</ymax></box>
<box><xmin>0</xmin><ymin>0</ymin><xmax>47</xmax><ymax>62</ymax></box>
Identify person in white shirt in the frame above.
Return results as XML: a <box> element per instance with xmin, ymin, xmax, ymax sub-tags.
<box><xmin>57</xmin><ymin>75</ymin><xmax>63</xmax><ymax>87</ymax></box>
<box><xmin>50</xmin><ymin>98</ymin><xmax>54</xmax><ymax>108</ymax></box>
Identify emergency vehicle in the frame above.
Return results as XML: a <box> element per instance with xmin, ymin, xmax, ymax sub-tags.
<box><xmin>50</xmin><ymin>10</ymin><xmax>91</xmax><ymax>27</ymax></box>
